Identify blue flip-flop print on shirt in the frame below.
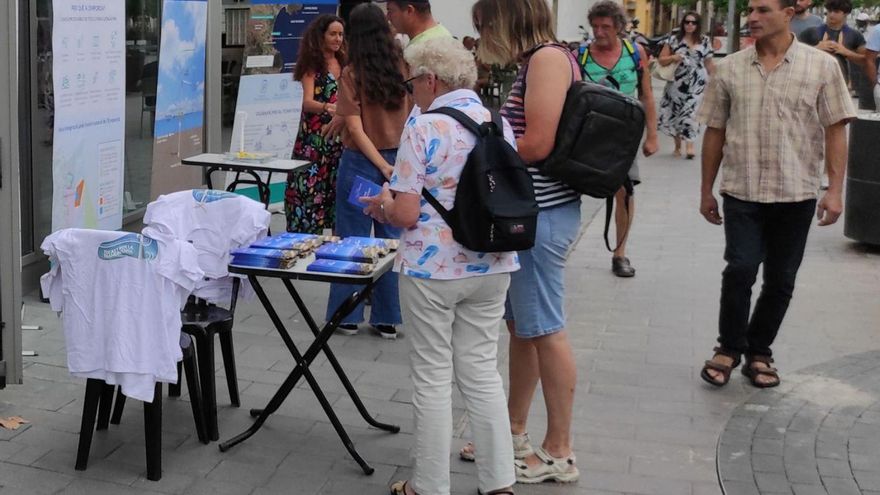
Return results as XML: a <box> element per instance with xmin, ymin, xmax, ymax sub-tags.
<box><xmin>417</xmin><ymin>245</ymin><xmax>439</xmax><ymax>265</ymax></box>
<box><xmin>406</xmin><ymin>268</ymin><xmax>432</xmax><ymax>279</ymax></box>
<box><xmin>425</xmin><ymin>138</ymin><xmax>441</xmax><ymax>162</ymax></box>
<box><xmin>425</xmin><ymin>164</ymin><xmax>438</xmax><ymax>175</ymax></box>
<box><xmin>466</xmin><ymin>263</ymin><xmax>490</xmax><ymax>273</ymax></box>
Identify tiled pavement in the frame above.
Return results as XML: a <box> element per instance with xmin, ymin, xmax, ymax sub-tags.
<box><xmin>718</xmin><ymin>351</ymin><xmax>880</xmax><ymax>495</ymax></box>
<box><xmin>1</xmin><ymin>130</ymin><xmax>878</xmax><ymax>494</ymax></box>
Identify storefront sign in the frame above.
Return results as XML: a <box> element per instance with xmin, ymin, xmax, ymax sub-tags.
<box><xmin>149</xmin><ymin>0</ymin><xmax>208</xmax><ymax>200</ymax></box>
<box><xmin>227</xmin><ymin>74</ymin><xmax>304</xmax><ymax>205</ymax></box>
<box><xmin>51</xmin><ymin>1</ymin><xmax>126</xmax><ymax>231</ymax></box>
<box><xmin>246</xmin><ymin>0</ymin><xmax>340</xmax><ymax>75</ymax></box>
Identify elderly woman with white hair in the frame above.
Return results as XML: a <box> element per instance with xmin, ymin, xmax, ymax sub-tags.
<box><xmin>362</xmin><ymin>36</ymin><xmax>519</xmax><ymax>495</ymax></box>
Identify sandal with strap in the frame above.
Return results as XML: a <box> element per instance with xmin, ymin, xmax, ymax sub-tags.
<box><xmin>514</xmin><ymin>446</ymin><xmax>579</xmax><ymax>484</ymax></box>
<box><xmin>700</xmin><ymin>347</ymin><xmax>742</xmax><ymax>387</ymax></box>
<box><xmin>459</xmin><ymin>432</ymin><xmax>534</xmax><ymax>462</ymax></box>
<box><xmin>390</xmin><ymin>480</ymin><xmax>415</xmax><ymax>495</ymax></box>
<box><xmin>742</xmin><ymin>355</ymin><xmax>780</xmax><ymax>388</ymax></box>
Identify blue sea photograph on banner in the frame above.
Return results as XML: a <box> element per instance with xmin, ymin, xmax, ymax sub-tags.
<box><xmin>152</xmin><ymin>0</ymin><xmax>207</xmax><ymax>162</ymax></box>
<box><xmin>246</xmin><ymin>1</ymin><xmax>340</xmax><ymax>74</ymax></box>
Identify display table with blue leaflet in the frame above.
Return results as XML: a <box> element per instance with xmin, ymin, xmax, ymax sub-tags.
<box><xmin>218</xmin><ymin>253</ymin><xmax>400</xmax><ymax>475</ymax></box>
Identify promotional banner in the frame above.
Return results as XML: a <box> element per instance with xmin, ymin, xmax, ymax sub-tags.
<box><xmin>149</xmin><ymin>0</ymin><xmax>207</xmax><ymax>200</ymax></box>
<box><xmin>51</xmin><ymin>1</ymin><xmax>126</xmax><ymax>231</ymax></box>
<box><xmin>244</xmin><ymin>1</ymin><xmax>339</xmax><ymax>75</ymax></box>
<box><xmin>227</xmin><ymin>74</ymin><xmax>304</xmax><ymax>205</ymax></box>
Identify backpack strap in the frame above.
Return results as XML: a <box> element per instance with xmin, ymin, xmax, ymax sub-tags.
<box><xmin>425</xmin><ymin>106</ymin><xmax>502</xmax><ymax>136</ymax></box>
<box><xmin>420</xmin><ymin>106</ymin><xmax>502</xmax><ymax>225</ymax></box>
<box><xmin>622</xmin><ymin>38</ymin><xmax>645</xmax><ymax>98</ymax></box>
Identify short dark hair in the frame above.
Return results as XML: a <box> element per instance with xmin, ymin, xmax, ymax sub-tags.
<box><xmin>388</xmin><ymin>0</ymin><xmax>432</xmax><ymax>15</ymax></box>
<box><xmin>824</xmin><ymin>0</ymin><xmax>852</xmax><ymax>13</ymax></box>
<box><xmin>778</xmin><ymin>0</ymin><xmax>797</xmax><ymax>8</ymax></box>
<box><xmin>587</xmin><ymin>0</ymin><xmax>628</xmax><ymax>32</ymax></box>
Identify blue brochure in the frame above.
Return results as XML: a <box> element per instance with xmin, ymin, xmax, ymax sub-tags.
<box><xmin>307</xmin><ymin>259</ymin><xmax>375</xmax><ymax>275</ymax></box>
<box><xmin>348</xmin><ymin>175</ymin><xmax>383</xmax><ymax>207</ymax></box>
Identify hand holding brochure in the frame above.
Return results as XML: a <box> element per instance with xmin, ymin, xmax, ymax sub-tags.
<box><xmin>347</xmin><ymin>175</ymin><xmax>383</xmax><ymax>207</ymax></box>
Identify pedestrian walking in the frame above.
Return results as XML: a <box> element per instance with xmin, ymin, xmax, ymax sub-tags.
<box><xmin>460</xmin><ymin>0</ymin><xmax>582</xmax><ymax>484</ymax></box>
<box><xmin>579</xmin><ymin>0</ymin><xmax>660</xmax><ymax>278</ymax></box>
<box><xmin>657</xmin><ymin>12</ymin><xmax>715</xmax><ymax>160</ymax></box>
<box><xmin>363</xmin><ymin>36</ymin><xmax>519</xmax><ymax>495</ymax></box>
<box><xmin>697</xmin><ymin>0</ymin><xmax>856</xmax><ymax>388</ymax></box>
<box><xmin>790</xmin><ymin>0</ymin><xmax>822</xmax><ymax>37</ymax></box>
<box><xmin>798</xmin><ymin>0</ymin><xmax>867</xmax><ymax>86</ymax></box>
<box><xmin>325</xmin><ymin>3</ymin><xmax>411</xmax><ymax>339</ymax></box>
<box><xmin>285</xmin><ymin>14</ymin><xmax>346</xmax><ymax>234</ymax></box>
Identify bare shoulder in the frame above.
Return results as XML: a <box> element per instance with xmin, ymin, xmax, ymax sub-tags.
<box><xmin>530</xmin><ymin>45</ymin><xmax>573</xmax><ymax>68</ymax></box>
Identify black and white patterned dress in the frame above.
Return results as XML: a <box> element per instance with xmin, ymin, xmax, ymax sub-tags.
<box><xmin>658</xmin><ymin>35</ymin><xmax>713</xmax><ymax>141</ymax></box>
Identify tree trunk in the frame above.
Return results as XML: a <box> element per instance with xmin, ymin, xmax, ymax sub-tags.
<box><xmin>732</xmin><ymin>10</ymin><xmax>741</xmax><ymax>52</ymax></box>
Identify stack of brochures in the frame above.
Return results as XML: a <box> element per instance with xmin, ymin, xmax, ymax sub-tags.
<box><xmin>306</xmin><ymin>259</ymin><xmax>376</xmax><ymax>275</ymax></box>
<box><xmin>230</xmin><ymin>247</ymin><xmax>299</xmax><ymax>269</ymax></box>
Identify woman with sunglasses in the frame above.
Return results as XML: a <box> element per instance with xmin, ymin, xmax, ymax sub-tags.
<box><xmin>657</xmin><ymin>12</ymin><xmax>715</xmax><ymax>159</ymax></box>
<box><xmin>325</xmin><ymin>2</ymin><xmax>411</xmax><ymax>339</ymax></box>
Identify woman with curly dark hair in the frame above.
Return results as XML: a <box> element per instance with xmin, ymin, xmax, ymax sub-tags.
<box><xmin>325</xmin><ymin>2</ymin><xmax>411</xmax><ymax>340</ymax></box>
<box><xmin>285</xmin><ymin>14</ymin><xmax>347</xmax><ymax>234</ymax></box>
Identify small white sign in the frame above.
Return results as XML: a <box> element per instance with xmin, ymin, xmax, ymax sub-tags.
<box><xmin>246</xmin><ymin>55</ymin><xmax>276</xmax><ymax>69</ymax></box>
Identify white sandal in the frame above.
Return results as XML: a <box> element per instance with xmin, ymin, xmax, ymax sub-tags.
<box><xmin>459</xmin><ymin>432</ymin><xmax>535</xmax><ymax>462</ymax></box>
<box><xmin>514</xmin><ymin>446</ymin><xmax>579</xmax><ymax>484</ymax></box>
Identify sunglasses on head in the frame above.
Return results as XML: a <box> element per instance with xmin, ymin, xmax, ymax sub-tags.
<box><xmin>684</xmin><ymin>19</ymin><xmax>698</xmax><ymax>25</ymax></box>
<box><xmin>403</xmin><ymin>74</ymin><xmax>426</xmax><ymax>94</ymax></box>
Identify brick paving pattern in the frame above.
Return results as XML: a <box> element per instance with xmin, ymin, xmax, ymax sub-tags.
<box><xmin>718</xmin><ymin>351</ymin><xmax>880</xmax><ymax>495</ymax></box>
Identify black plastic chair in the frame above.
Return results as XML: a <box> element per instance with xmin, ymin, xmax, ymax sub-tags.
<box><xmin>168</xmin><ymin>277</ymin><xmax>241</xmax><ymax>441</ymax></box>
<box><xmin>75</xmin><ymin>339</ymin><xmax>208</xmax><ymax>481</ymax></box>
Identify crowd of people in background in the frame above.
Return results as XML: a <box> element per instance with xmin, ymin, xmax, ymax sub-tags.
<box><xmin>275</xmin><ymin>0</ymin><xmax>867</xmax><ymax>493</ymax></box>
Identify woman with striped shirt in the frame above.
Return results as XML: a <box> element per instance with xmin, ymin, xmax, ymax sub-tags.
<box><xmin>461</xmin><ymin>0</ymin><xmax>582</xmax><ymax>485</ymax></box>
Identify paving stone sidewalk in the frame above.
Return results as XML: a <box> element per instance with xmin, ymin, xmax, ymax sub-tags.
<box><xmin>1</xmin><ymin>131</ymin><xmax>878</xmax><ymax>494</ymax></box>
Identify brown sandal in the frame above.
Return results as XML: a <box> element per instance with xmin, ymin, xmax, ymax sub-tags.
<box><xmin>742</xmin><ymin>355</ymin><xmax>780</xmax><ymax>388</ymax></box>
<box><xmin>700</xmin><ymin>347</ymin><xmax>742</xmax><ymax>387</ymax></box>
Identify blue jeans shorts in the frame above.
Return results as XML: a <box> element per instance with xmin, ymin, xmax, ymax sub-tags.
<box><xmin>504</xmin><ymin>199</ymin><xmax>581</xmax><ymax>338</ymax></box>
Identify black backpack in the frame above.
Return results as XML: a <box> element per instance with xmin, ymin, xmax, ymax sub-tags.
<box><xmin>420</xmin><ymin>107</ymin><xmax>538</xmax><ymax>253</ymax></box>
<box><xmin>540</xmin><ymin>80</ymin><xmax>645</xmax><ymax>200</ymax></box>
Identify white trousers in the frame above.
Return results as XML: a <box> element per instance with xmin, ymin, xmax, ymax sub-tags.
<box><xmin>400</xmin><ymin>273</ymin><xmax>515</xmax><ymax>495</ymax></box>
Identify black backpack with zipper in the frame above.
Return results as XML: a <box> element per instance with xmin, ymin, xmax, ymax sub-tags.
<box><xmin>420</xmin><ymin>107</ymin><xmax>538</xmax><ymax>253</ymax></box>
<box><xmin>540</xmin><ymin>79</ymin><xmax>645</xmax><ymax>200</ymax></box>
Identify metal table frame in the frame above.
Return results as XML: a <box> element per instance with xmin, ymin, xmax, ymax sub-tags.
<box><xmin>182</xmin><ymin>153</ymin><xmax>309</xmax><ymax>209</ymax></box>
<box><xmin>219</xmin><ymin>255</ymin><xmax>400</xmax><ymax>475</ymax></box>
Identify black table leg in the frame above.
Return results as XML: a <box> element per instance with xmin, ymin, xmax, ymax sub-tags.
<box><xmin>218</xmin><ymin>276</ymin><xmax>384</xmax><ymax>475</ymax></box>
<box><xmin>282</xmin><ymin>279</ymin><xmax>400</xmax><ymax>433</ymax></box>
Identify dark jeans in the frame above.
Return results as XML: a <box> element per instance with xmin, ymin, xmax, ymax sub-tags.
<box><xmin>718</xmin><ymin>195</ymin><xmax>816</xmax><ymax>358</ymax></box>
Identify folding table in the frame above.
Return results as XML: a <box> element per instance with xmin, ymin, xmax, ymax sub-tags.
<box><xmin>219</xmin><ymin>253</ymin><xmax>400</xmax><ymax>475</ymax></box>
<box><xmin>181</xmin><ymin>153</ymin><xmax>309</xmax><ymax>209</ymax></box>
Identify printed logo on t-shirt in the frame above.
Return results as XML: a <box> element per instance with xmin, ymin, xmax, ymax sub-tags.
<box><xmin>98</xmin><ymin>234</ymin><xmax>159</xmax><ymax>261</ymax></box>
<box><xmin>192</xmin><ymin>190</ymin><xmax>238</xmax><ymax>203</ymax></box>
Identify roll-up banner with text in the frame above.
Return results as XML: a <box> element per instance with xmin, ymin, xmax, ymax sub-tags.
<box><xmin>51</xmin><ymin>1</ymin><xmax>126</xmax><ymax>231</ymax></box>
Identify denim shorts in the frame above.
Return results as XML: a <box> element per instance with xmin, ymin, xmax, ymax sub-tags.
<box><xmin>504</xmin><ymin>199</ymin><xmax>582</xmax><ymax>338</ymax></box>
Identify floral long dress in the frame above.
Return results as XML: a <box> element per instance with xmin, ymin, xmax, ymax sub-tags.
<box><xmin>658</xmin><ymin>35</ymin><xmax>713</xmax><ymax>142</ymax></box>
<box><xmin>284</xmin><ymin>71</ymin><xmax>343</xmax><ymax>234</ymax></box>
